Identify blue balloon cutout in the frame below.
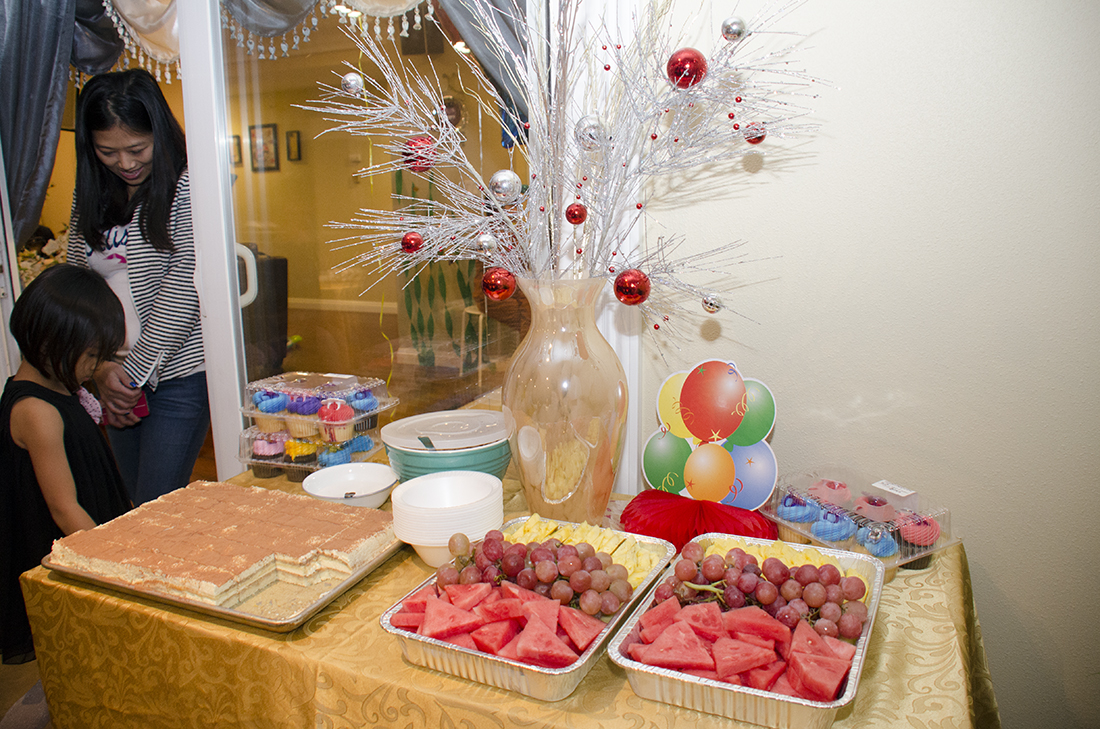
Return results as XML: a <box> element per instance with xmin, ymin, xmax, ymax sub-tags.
<box><xmin>719</xmin><ymin>440</ymin><xmax>778</xmax><ymax>510</ymax></box>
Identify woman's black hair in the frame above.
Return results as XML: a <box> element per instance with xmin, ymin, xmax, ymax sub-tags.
<box><xmin>73</xmin><ymin>68</ymin><xmax>187</xmax><ymax>252</ymax></box>
<box><xmin>10</xmin><ymin>265</ymin><xmax>126</xmax><ymax>393</ymax></box>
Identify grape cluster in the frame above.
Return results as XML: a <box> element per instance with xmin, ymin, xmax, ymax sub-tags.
<box><xmin>653</xmin><ymin>542</ymin><xmax>870</xmax><ymax>640</ymax></box>
<box><xmin>436</xmin><ymin>531</ymin><xmax>635</xmax><ymax>617</ymax></box>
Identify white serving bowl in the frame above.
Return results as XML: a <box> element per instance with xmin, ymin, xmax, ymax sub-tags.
<box><xmin>391</xmin><ymin>471</ymin><xmax>504</xmax><ymax>558</ymax></box>
<box><xmin>302</xmin><ymin>463</ymin><xmax>398</xmax><ymax>508</ymax></box>
<box><xmin>408</xmin><ymin>543</ymin><xmax>457</xmax><ymax>568</ymax></box>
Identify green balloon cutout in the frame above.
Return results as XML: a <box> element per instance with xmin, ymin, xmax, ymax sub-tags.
<box><xmin>643</xmin><ymin>431</ymin><xmax>693</xmax><ymax>493</ymax></box>
<box><xmin>726</xmin><ymin>379</ymin><xmax>776</xmax><ymax>447</ymax></box>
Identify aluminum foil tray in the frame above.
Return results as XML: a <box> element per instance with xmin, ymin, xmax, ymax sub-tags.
<box><xmin>608</xmin><ymin>534</ymin><xmax>885</xmax><ymax>728</ymax></box>
<box><xmin>379</xmin><ymin>516</ymin><xmax>675</xmax><ymax>701</ymax></box>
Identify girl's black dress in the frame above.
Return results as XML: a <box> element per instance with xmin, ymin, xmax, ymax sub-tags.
<box><xmin>0</xmin><ymin>378</ymin><xmax>131</xmax><ymax>663</ymax></box>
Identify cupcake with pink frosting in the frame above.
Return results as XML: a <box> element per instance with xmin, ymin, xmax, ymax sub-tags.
<box><xmin>896</xmin><ymin>511</ymin><xmax>942</xmax><ymax>569</ymax></box>
<box><xmin>853</xmin><ymin>492</ymin><xmax>896</xmax><ymax>523</ymax></box>
<box><xmin>318</xmin><ymin>399</ymin><xmax>356</xmax><ymax>443</ymax></box>
<box><xmin>808</xmin><ymin>478</ymin><xmax>852</xmax><ymax>509</ymax></box>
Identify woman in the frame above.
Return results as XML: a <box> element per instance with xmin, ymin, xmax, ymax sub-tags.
<box><xmin>67</xmin><ymin>68</ymin><xmax>208</xmax><ymax>506</ymax></box>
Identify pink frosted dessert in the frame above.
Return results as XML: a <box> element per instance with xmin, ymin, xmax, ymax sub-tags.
<box><xmin>318</xmin><ymin>399</ymin><xmax>356</xmax><ymax>443</ymax></box>
<box><xmin>807</xmin><ymin>478</ymin><xmax>852</xmax><ymax>508</ymax></box>
<box><xmin>853</xmin><ymin>493</ymin><xmax>896</xmax><ymax>523</ymax></box>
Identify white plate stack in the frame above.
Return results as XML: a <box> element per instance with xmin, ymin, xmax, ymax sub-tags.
<box><xmin>390</xmin><ymin>471</ymin><xmax>505</xmax><ymax>567</ymax></box>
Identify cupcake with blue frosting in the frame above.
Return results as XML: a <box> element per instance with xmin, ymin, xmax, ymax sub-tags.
<box><xmin>774</xmin><ymin>491</ymin><xmax>821</xmax><ymax>544</ymax></box>
<box><xmin>810</xmin><ymin>507</ymin><xmax>857</xmax><ymax>549</ymax></box>
<box><xmin>347</xmin><ymin>388</ymin><xmax>380</xmax><ymax>432</ymax></box>
<box><xmin>252</xmin><ymin>390</ymin><xmax>289</xmax><ymax>433</ymax></box>
<box><xmin>855</xmin><ymin>523</ymin><xmax>899</xmax><ymax>581</ymax></box>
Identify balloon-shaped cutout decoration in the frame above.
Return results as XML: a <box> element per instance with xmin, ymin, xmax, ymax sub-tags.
<box><xmin>727</xmin><ymin>378</ymin><xmax>777</xmax><ymax>446</ymax></box>
<box><xmin>683</xmin><ymin>443</ymin><xmax>737</xmax><ymax>501</ymax></box>
<box><xmin>719</xmin><ymin>440</ymin><xmax>777</xmax><ymax>510</ymax></box>
<box><xmin>679</xmin><ymin>360</ymin><xmax>746</xmax><ymax>443</ymax></box>
<box><xmin>656</xmin><ymin>372</ymin><xmax>692</xmax><ymax>439</ymax></box>
<box><xmin>642</xmin><ymin>431</ymin><xmax>693</xmax><ymax>493</ymax></box>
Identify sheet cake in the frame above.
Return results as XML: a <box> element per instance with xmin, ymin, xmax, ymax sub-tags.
<box><xmin>50</xmin><ymin>481</ymin><xmax>395</xmax><ymax>608</ymax></box>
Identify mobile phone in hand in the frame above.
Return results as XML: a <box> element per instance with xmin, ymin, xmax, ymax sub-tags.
<box><xmin>132</xmin><ymin>391</ymin><xmax>150</xmax><ymax>418</ymax></box>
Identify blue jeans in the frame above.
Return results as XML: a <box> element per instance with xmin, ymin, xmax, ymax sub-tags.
<box><xmin>108</xmin><ymin>372</ymin><xmax>211</xmax><ymax>506</ymax></box>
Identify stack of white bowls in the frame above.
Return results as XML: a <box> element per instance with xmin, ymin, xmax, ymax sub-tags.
<box><xmin>391</xmin><ymin>470</ymin><xmax>505</xmax><ymax>567</ymax></box>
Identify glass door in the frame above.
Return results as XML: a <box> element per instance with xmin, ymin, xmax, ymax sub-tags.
<box><xmin>179</xmin><ymin>0</ymin><xmax>641</xmax><ymax>488</ymax></box>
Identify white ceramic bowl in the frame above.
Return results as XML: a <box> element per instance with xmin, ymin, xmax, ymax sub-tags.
<box><xmin>302</xmin><ymin>463</ymin><xmax>398</xmax><ymax>508</ymax></box>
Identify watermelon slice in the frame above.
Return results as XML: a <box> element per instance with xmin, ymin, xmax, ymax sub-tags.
<box><xmin>497</xmin><ymin>633</ymin><xmax>522</xmax><ymax>661</ymax></box>
<box><xmin>401</xmin><ymin>585</ymin><xmax>439</xmax><ymax>613</ymax></box>
<box><xmin>789</xmin><ymin>620</ymin><xmax>836</xmax><ymax>659</ymax></box>
<box><xmin>521</xmin><ymin>599</ymin><xmax>560</xmax><ymax>631</ymax></box>
<box><xmin>419</xmin><ymin>597</ymin><xmax>486</xmax><ymax>640</ymax></box>
<box><xmin>445</xmin><ymin>632</ymin><xmax>478</xmax><ymax>650</ymax></box>
<box><xmin>683</xmin><ymin>668</ymin><xmax>725</xmax><ymax>683</ymax></box>
<box><xmin>471</xmin><ymin>619</ymin><xmax>521</xmax><ymax>655</ymax></box>
<box><xmin>629</xmin><ymin>621</ymin><xmax>715</xmax><ymax>671</ymax></box>
<box><xmin>735</xmin><ymin>632</ymin><xmax>775</xmax><ymax>652</ymax></box>
<box><xmin>770</xmin><ymin>672</ymin><xmax>802</xmax><ymax>698</ymax></box>
<box><xmin>475</xmin><ymin>597</ymin><xmax>525</xmax><ymax>623</ymax></box>
<box><xmin>500</xmin><ymin>580</ymin><xmax>546</xmax><ymax>603</ymax></box>
<box><xmin>558</xmin><ymin>606</ymin><xmax>607</xmax><ymax>653</ymax></box>
<box><xmin>443</xmin><ymin>582</ymin><xmax>493</xmax><ymax>611</ymax></box>
<box><xmin>675</xmin><ymin>602</ymin><xmax>729</xmax><ymax>642</ymax></box>
<box><xmin>741</xmin><ymin>658</ymin><xmax>787</xmax><ymax>691</ymax></box>
<box><xmin>389</xmin><ymin>610</ymin><xmax>424</xmax><ymax>630</ymax></box>
<box><xmin>514</xmin><ymin>614</ymin><xmax>579</xmax><ymax>668</ymax></box>
<box><xmin>786</xmin><ymin>650</ymin><xmax>851</xmax><ymax>702</ymax></box>
<box><xmin>824</xmin><ymin>635</ymin><xmax>857</xmax><ymax>663</ymax></box>
<box><xmin>711</xmin><ymin>637</ymin><xmax>777</xmax><ymax>680</ymax></box>
<box><xmin>723</xmin><ymin>606</ymin><xmax>792</xmax><ymax>657</ymax></box>
<box><xmin>639</xmin><ymin>596</ymin><xmax>681</xmax><ymax>644</ymax></box>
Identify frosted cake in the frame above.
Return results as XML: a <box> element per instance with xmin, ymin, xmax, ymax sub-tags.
<box><xmin>49</xmin><ymin>481</ymin><xmax>394</xmax><ymax>608</ymax></box>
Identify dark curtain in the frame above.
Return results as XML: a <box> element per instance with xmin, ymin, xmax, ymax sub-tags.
<box><xmin>223</xmin><ymin>0</ymin><xmax>318</xmax><ymax>37</ymax></box>
<box><xmin>436</xmin><ymin>0</ymin><xmax>529</xmax><ymax>142</ymax></box>
<box><xmin>0</xmin><ymin>0</ymin><xmax>76</xmax><ymax>250</ymax></box>
<box><xmin>72</xmin><ymin>0</ymin><xmax>124</xmax><ymax>76</ymax></box>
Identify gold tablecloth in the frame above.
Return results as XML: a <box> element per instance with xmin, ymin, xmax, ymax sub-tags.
<box><xmin>21</xmin><ymin>470</ymin><xmax>1000</xmax><ymax>729</ymax></box>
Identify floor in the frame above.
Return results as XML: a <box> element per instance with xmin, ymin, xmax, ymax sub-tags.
<box><xmin>2</xmin><ymin>307</ymin><xmax>513</xmax><ymax>723</ymax></box>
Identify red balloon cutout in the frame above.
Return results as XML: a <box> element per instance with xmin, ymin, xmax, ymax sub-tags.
<box><xmin>667</xmin><ymin>48</ymin><xmax>708</xmax><ymax>88</ymax></box>
<box><xmin>400</xmin><ymin>231</ymin><xmax>423</xmax><ymax>253</ymax></box>
<box><xmin>614</xmin><ymin>269</ymin><xmax>651</xmax><ymax>305</ymax></box>
<box><xmin>679</xmin><ymin>360</ymin><xmax>747</xmax><ymax>442</ymax></box>
<box><xmin>482</xmin><ymin>267</ymin><xmax>517</xmax><ymax>301</ymax></box>
<box><xmin>402</xmin><ymin>136</ymin><xmax>434</xmax><ymax>172</ymax></box>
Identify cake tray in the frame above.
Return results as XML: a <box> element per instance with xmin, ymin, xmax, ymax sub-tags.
<box><xmin>41</xmin><ymin>535</ymin><xmax>402</xmax><ymax>633</ymax></box>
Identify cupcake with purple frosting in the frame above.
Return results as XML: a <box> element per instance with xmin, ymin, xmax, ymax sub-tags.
<box><xmin>286</xmin><ymin>394</ymin><xmax>322</xmax><ymax>438</ymax></box>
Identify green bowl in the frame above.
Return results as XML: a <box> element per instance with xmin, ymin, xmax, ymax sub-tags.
<box><xmin>384</xmin><ymin>438</ymin><xmax>512</xmax><ymax>483</ymax></box>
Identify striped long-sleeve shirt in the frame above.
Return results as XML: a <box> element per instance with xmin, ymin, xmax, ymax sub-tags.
<box><xmin>67</xmin><ymin>169</ymin><xmax>205</xmax><ymax>390</ymax></box>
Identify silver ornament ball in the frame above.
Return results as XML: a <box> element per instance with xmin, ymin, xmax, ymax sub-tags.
<box><xmin>341</xmin><ymin>71</ymin><xmax>365</xmax><ymax>95</ymax></box>
<box><xmin>702</xmin><ymin>295</ymin><xmax>723</xmax><ymax>314</ymax></box>
<box><xmin>574</xmin><ymin>115</ymin><xmax>608</xmax><ymax>151</ymax></box>
<box><xmin>488</xmin><ymin>169</ymin><xmax>523</xmax><ymax>203</ymax></box>
<box><xmin>721</xmin><ymin>17</ymin><xmax>746</xmax><ymax>43</ymax></box>
<box><xmin>475</xmin><ymin>233</ymin><xmax>498</xmax><ymax>253</ymax></box>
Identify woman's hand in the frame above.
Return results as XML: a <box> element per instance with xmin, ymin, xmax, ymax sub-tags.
<box><xmin>94</xmin><ymin>361</ymin><xmax>142</xmax><ymax>426</ymax></box>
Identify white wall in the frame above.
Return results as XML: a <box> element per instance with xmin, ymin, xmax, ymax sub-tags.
<box><xmin>647</xmin><ymin>2</ymin><xmax>1100</xmax><ymax>728</ymax></box>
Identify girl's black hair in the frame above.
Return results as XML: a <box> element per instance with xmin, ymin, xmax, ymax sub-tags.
<box><xmin>73</xmin><ymin>68</ymin><xmax>187</xmax><ymax>253</ymax></box>
<box><xmin>10</xmin><ymin>265</ymin><xmax>126</xmax><ymax>393</ymax></box>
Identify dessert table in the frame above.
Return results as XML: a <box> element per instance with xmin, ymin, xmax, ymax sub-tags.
<box><xmin>21</xmin><ymin>463</ymin><xmax>1000</xmax><ymax>729</ymax></box>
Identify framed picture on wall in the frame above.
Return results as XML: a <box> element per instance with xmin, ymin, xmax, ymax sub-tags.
<box><xmin>230</xmin><ymin>135</ymin><xmax>242</xmax><ymax>165</ymax></box>
<box><xmin>286</xmin><ymin>130</ymin><xmax>301</xmax><ymax>161</ymax></box>
<box><xmin>249</xmin><ymin>123</ymin><xmax>279</xmax><ymax>172</ymax></box>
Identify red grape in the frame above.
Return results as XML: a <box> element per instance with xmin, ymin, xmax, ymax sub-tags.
<box><xmin>722</xmin><ymin>584</ymin><xmax>746</xmax><ymax>608</ymax></box>
<box><xmin>780</xmin><ymin>579</ymin><xmax>803</xmax><ymax>601</ymax></box>
<box><xmin>814</xmin><ymin>618</ymin><xmax>839</xmax><ymax>638</ymax></box>
<box><xmin>841</xmin><ymin>576</ymin><xmax>867</xmax><ymax>601</ymax></box>
<box><xmin>448</xmin><ymin>533</ymin><xmax>472</xmax><ymax>557</ymax></box>
<box><xmin>579</xmin><ymin>589</ymin><xmax>602</xmax><ymax>615</ymax></box>
<box><xmin>589</xmin><ymin>569</ymin><xmax>611</xmax><ymax>593</ymax></box>
<box><xmin>838</xmin><ymin>612</ymin><xmax>864</xmax><ymax>639</ymax></box>
<box><xmin>609</xmin><ymin>579</ymin><xmax>633</xmax><ymax>602</ymax></box>
<box><xmin>534</xmin><ymin>559</ymin><xmax>558</xmax><ymax>583</ymax></box>
<box><xmin>819</xmin><ymin>601</ymin><xmax>842</xmax><ymax>623</ymax></box>
<box><xmin>737</xmin><ymin>572</ymin><xmax>759</xmax><ymax>594</ymax></box>
<box><xmin>762</xmin><ymin>557</ymin><xmax>790</xmax><ymax>585</ymax></box>
<box><xmin>501</xmin><ymin>552</ymin><xmax>524</xmax><ymax>578</ymax></box>
<box><xmin>674</xmin><ymin>559</ymin><xmax>698</xmax><ymax>582</ymax></box>
<box><xmin>436</xmin><ymin>564</ymin><xmax>459</xmax><ymax>588</ymax></box>
<box><xmin>802</xmin><ymin>582</ymin><xmax>827</xmax><ymax>608</ymax></box>
<box><xmin>794</xmin><ymin>564</ymin><xmax>820</xmax><ymax>586</ymax></box>
<box><xmin>459</xmin><ymin>564</ymin><xmax>482</xmax><ymax>584</ymax></box>
<box><xmin>550</xmin><ymin>580</ymin><xmax>574</xmax><ymax>605</ymax></box>
<box><xmin>754</xmin><ymin>580</ymin><xmax>779</xmax><ymax>605</ymax></box>
<box><xmin>701</xmin><ymin>555</ymin><xmax>726</xmax><ymax>582</ymax></box>
<box><xmin>600</xmin><ymin>591</ymin><xmax>622</xmax><ymax>615</ymax></box>
<box><xmin>569</xmin><ymin>569</ymin><xmax>592</xmax><ymax>593</ymax></box>
<box><xmin>682</xmin><ymin>542</ymin><xmax>705</xmax><ymax>563</ymax></box>
<box><xmin>516</xmin><ymin>567</ymin><xmax>537</xmax><ymax>590</ymax></box>
<box><xmin>575</xmin><ymin>542</ymin><xmax>595</xmax><ymax>561</ymax></box>
<box><xmin>818</xmin><ymin>563</ymin><xmax>842</xmax><ymax>586</ymax></box>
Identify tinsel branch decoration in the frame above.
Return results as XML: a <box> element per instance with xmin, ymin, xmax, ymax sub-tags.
<box><xmin>301</xmin><ymin>0</ymin><xmax>823</xmax><ymax>330</ymax></box>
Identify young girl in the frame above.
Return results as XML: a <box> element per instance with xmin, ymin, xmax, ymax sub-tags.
<box><xmin>68</xmin><ymin>68</ymin><xmax>208</xmax><ymax>506</ymax></box>
<box><xmin>1</xmin><ymin>264</ymin><xmax>132</xmax><ymax>664</ymax></box>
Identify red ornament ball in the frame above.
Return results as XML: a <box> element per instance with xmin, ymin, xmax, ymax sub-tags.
<box><xmin>667</xmin><ymin>48</ymin><xmax>708</xmax><ymax>88</ymax></box>
<box><xmin>565</xmin><ymin>202</ymin><xmax>588</xmax><ymax>225</ymax></box>
<box><xmin>744</xmin><ymin>122</ymin><xmax>766</xmax><ymax>145</ymax></box>
<box><xmin>482</xmin><ymin>267</ymin><xmax>517</xmax><ymax>301</ymax></box>
<box><xmin>614</xmin><ymin>269</ymin><xmax>651</xmax><ymax>305</ymax></box>
<box><xmin>400</xmin><ymin>231</ymin><xmax>424</xmax><ymax>254</ymax></box>
<box><xmin>402</xmin><ymin>136</ymin><xmax>434</xmax><ymax>172</ymax></box>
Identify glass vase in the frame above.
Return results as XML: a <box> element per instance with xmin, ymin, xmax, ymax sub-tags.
<box><xmin>501</xmin><ymin>277</ymin><xmax>629</xmax><ymax>524</ymax></box>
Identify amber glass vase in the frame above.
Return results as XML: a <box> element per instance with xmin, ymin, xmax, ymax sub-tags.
<box><xmin>501</xmin><ymin>277</ymin><xmax>629</xmax><ymax>524</ymax></box>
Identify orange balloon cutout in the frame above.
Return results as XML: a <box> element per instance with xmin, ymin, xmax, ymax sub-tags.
<box><xmin>683</xmin><ymin>443</ymin><xmax>737</xmax><ymax>502</ymax></box>
<box><xmin>656</xmin><ymin>372</ymin><xmax>692</xmax><ymax>439</ymax></box>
